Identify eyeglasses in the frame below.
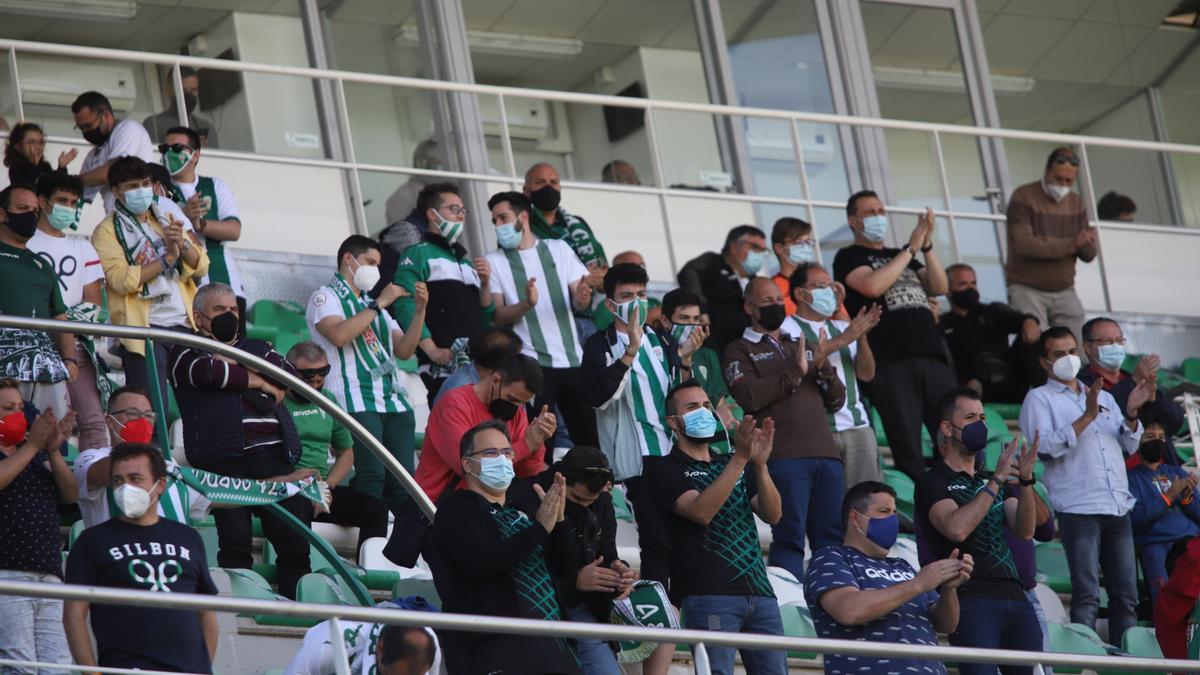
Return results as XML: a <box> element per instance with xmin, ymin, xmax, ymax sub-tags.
<box><xmin>442</xmin><ymin>205</ymin><xmax>468</xmax><ymax>216</ymax></box>
<box><xmin>158</xmin><ymin>143</ymin><xmax>194</xmax><ymax>154</ymax></box>
<box><xmin>297</xmin><ymin>365</ymin><xmax>331</xmax><ymax>379</ymax></box>
<box><xmin>1051</xmin><ymin>154</ymin><xmax>1080</xmax><ymax>167</ymax></box>
<box><xmin>110</xmin><ymin>409</ymin><xmax>157</xmax><ymax>422</ymax></box>
<box><xmin>1086</xmin><ymin>337</ymin><xmax>1126</xmax><ymax>347</ymax></box>
<box><xmin>468</xmin><ymin>447</ymin><xmax>516</xmax><ymax>459</ymax></box>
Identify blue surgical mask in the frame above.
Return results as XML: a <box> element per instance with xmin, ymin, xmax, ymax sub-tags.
<box><xmin>787</xmin><ymin>242</ymin><xmax>815</xmax><ymax>264</ymax></box>
<box><xmin>48</xmin><ymin>203</ymin><xmax>79</xmax><ymax>231</ymax></box>
<box><xmin>122</xmin><ymin>186</ymin><xmax>155</xmax><ymax>215</ymax></box>
<box><xmin>741</xmin><ymin>249</ymin><xmax>767</xmax><ymax>276</ymax></box>
<box><xmin>857</xmin><ymin>512</ymin><xmax>899</xmax><ymax>550</ymax></box>
<box><xmin>808</xmin><ymin>287</ymin><xmax>838</xmax><ymax>318</ymax></box>
<box><xmin>496</xmin><ymin>223</ymin><xmax>522</xmax><ymax>250</ymax></box>
<box><xmin>615</xmin><ymin>297</ymin><xmax>649</xmax><ymax>324</ymax></box>
<box><xmin>473</xmin><ymin>455</ymin><xmax>515</xmax><ymax>491</ymax></box>
<box><xmin>679</xmin><ymin>406</ymin><xmax>719</xmax><ymax>441</ymax></box>
<box><xmin>1096</xmin><ymin>344</ymin><xmax>1126</xmax><ymax>371</ymax></box>
<box><xmin>861</xmin><ymin>215</ymin><xmax>888</xmax><ymax>242</ymax></box>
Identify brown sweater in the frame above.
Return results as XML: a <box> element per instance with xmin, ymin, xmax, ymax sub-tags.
<box><xmin>724</xmin><ymin>329</ymin><xmax>845</xmax><ymax>461</ymax></box>
<box><xmin>1004</xmin><ymin>181</ymin><xmax>1097</xmax><ymax>292</ymax></box>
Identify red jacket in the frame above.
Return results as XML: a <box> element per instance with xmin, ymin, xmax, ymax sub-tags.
<box><xmin>413</xmin><ymin>384</ymin><xmax>545</xmax><ymax>502</ymax></box>
<box><xmin>1155</xmin><ymin>536</ymin><xmax>1200</xmax><ymax>669</ymax></box>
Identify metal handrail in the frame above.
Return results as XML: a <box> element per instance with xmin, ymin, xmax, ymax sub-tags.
<box><xmin>0</xmin><ymin>315</ymin><xmax>436</xmax><ymax>520</ymax></box>
<box><xmin>0</xmin><ymin>579</ymin><xmax>1190</xmax><ymax>672</ymax></box>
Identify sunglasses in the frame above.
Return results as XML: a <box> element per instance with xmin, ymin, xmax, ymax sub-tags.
<box><xmin>583</xmin><ymin>466</ymin><xmax>615</xmax><ymax>482</ymax></box>
<box><xmin>297</xmin><ymin>365</ymin><xmax>331</xmax><ymax>379</ymax></box>
<box><xmin>1051</xmin><ymin>154</ymin><xmax>1080</xmax><ymax>167</ymax></box>
<box><xmin>158</xmin><ymin>143</ymin><xmax>194</xmax><ymax>154</ymax></box>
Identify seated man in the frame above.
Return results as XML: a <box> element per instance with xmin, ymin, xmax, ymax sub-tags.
<box><xmin>169</xmin><ymin>282</ymin><xmax>310</xmax><ymax>598</ymax></box>
<box><xmin>1128</xmin><ymin>417</ymin><xmax>1200</xmax><ymax>606</ymax></box>
<box><xmin>64</xmin><ymin>443</ymin><xmax>219</xmax><ymax>674</ymax></box>
<box><xmin>940</xmin><ymin>263</ymin><xmax>1041</xmax><ymax>402</ymax></box>
<box><xmin>676</xmin><ymin>225</ymin><xmax>767</xmax><ymax>352</ymax></box>
<box><xmin>429</xmin><ymin>420</ymin><xmax>580</xmax><ymax>675</ymax></box>
<box><xmin>286</xmin><ymin>622</ymin><xmax>440</xmax><ymax>675</ymax></box>
<box><xmin>415</xmin><ymin>354</ymin><xmax>555</xmax><ymax>502</ymax></box>
<box><xmin>806</xmin><ymin>481</ymin><xmax>971</xmax><ymax>675</ymax></box>
<box><xmin>646</xmin><ymin>380</ymin><xmax>786</xmax><ymax>675</ymax></box>
<box><xmin>432</xmin><ymin>326</ymin><xmax>523</xmax><ymax>406</ymax></box>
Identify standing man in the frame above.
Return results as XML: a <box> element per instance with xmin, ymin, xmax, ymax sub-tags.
<box><xmin>834</xmin><ymin>191</ymin><xmax>953</xmax><ymax>480</ymax></box>
<box><xmin>582</xmin><ymin>262</ymin><xmax>703</xmax><ymax>586</ymax></box>
<box><xmin>647</xmin><ymin>382</ymin><xmax>785</xmax><ymax>675</ymax></box>
<box><xmin>725</xmin><ymin>277</ymin><xmax>846</xmax><ymax>579</ymax></box>
<box><xmin>0</xmin><ymin>184</ymin><xmax>78</xmax><ymax>419</ymax></box>
<box><xmin>1019</xmin><ymin>326</ymin><xmax>1153</xmax><ymax>644</ymax></box>
<box><xmin>652</xmin><ymin>288</ymin><xmax>736</xmax><ymax>429</ymax></box>
<box><xmin>806</xmin><ymin>481</ymin><xmax>972</xmax><ymax>675</ymax></box>
<box><xmin>485</xmin><ymin>191</ymin><xmax>597</xmax><ymax>447</ymax></box>
<box><xmin>916</xmin><ymin>389</ymin><xmax>1043</xmax><ymax>674</ymax></box>
<box><xmin>391</xmin><ymin>182</ymin><xmax>494</xmax><ymax>403</ymax></box>
<box><xmin>306</xmin><ymin>235</ymin><xmax>428</xmax><ymax>522</ymax></box>
<box><xmin>769</xmin><ymin>216</ymin><xmax>817</xmax><ymax>316</ymax></box>
<box><xmin>71</xmin><ymin>91</ymin><xmax>156</xmax><ymax>213</ymax></box>
<box><xmin>940</xmin><ymin>263</ymin><xmax>1041</xmax><ymax>402</ymax></box>
<box><xmin>64</xmin><ymin>443</ymin><xmax>219</xmax><ymax>674</ymax></box>
<box><xmin>28</xmin><ymin>172</ymin><xmax>110</xmax><ymax>451</ymax></box>
<box><xmin>677</xmin><ymin>225</ymin><xmax>768</xmax><ymax>352</ymax></box>
<box><xmin>0</xmin><ymin>380</ymin><xmax>76</xmax><ymax>673</ymax></box>
<box><xmin>1004</xmin><ymin>147</ymin><xmax>1097</xmax><ymax>341</ymax></box>
<box><xmin>787</xmin><ymin>261</ymin><xmax>883</xmax><ymax>490</ymax></box>
<box><xmin>142</xmin><ymin>67</ymin><xmax>220</xmax><ymax>147</ymax></box>
<box><xmin>429</xmin><ymin>420</ymin><xmax>580</xmax><ymax>675</ymax></box>
<box><xmin>523</xmin><ymin>162</ymin><xmax>608</xmax><ymax>285</ymax></box>
<box><xmin>161</xmin><ymin>126</ymin><xmax>246</xmax><ymax>316</ymax></box>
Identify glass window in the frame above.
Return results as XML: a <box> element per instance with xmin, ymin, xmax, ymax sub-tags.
<box><xmin>1158</xmin><ymin>43</ymin><xmax>1200</xmax><ymax>228</ymax></box>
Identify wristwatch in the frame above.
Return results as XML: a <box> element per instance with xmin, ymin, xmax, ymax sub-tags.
<box><xmin>366</xmin><ymin>300</ymin><xmax>382</xmax><ymax>314</ymax></box>
<box><xmin>900</xmin><ymin>243</ymin><xmax>913</xmax><ymax>254</ymax></box>
<box><xmin>920</xmin><ymin>243</ymin><xmax>934</xmax><ymax>253</ymax></box>
<box><xmin>1019</xmin><ymin>476</ymin><xmax>1036</xmax><ymax>486</ymax></box>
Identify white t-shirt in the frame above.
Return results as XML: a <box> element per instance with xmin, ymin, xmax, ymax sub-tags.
<box><xmin>173</xmin><ymin>175</ymin><xmax>245</xmax><ymax>295</ymax></box>
<box><xmin>73</xmin><ymin>447</ymin><xmax>211</xmax><ymax>529</ymax></box>
<box><xmin>26</xmin><ymin>230</ymin><xmax>105</xmax><ymax>308</ymax></box>
<box><xmin>284</xmin><ymin>614</ymin><xmax>441</xmax><ymax>675</ymax></box>
<box><xmin>135</xmin><ymin>202</ymin><xmax>195</xmax><ymax>329</ymax></box>
<box><xmin>485</xmin><ymin>238</ymin><xmax>589</xmax><ymax>369</ymax></box>
<box><xmin>80</xmin><ymin>118</ymin><xmax>156</xmax><ymax>213</ymax></box>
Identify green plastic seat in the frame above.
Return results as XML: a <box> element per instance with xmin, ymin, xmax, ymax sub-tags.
<box><xmin>1046</xmin><ymin>622</ymin><xmax>1109</xmax><ymax>675</ymax></box>
<box><xmin>987</xmin><ymin>402</ymin><xmax>1022</xmax><ymax>421</ymax></box>
<box><xmin>611</xmin><ymin>486</ymin><xmax>635</xmax><ymax>522</ymax></box>
<box><xmin>391</xmin><ymin>578</ymin><xmax>441</xmax><ymax>608</ymax></box>
<box><xmin>245</xmin><ymin>323</ymin><xmax>280</xmax><ymax>344</ymax></box>
<box><xmin>882</xmin><ymin>468</ymin><xmax>915</xmax><ymax>519</ymax></box>
<box><xmin>1034</xmin><ymin>541</ymin><xmax>1072</xmax><ymax>594</ymax></box>
<box><xmin>871</xmin><ymin>407</ymin><xmax>888</xmax><ymax>448</ymax></box>
<box><xmin>68</xmin><ymin>519</ymin><xmax>85</xmax><ymax>548</ymax></box>
<box><xmin>1120</xmin><ymin>626</ymin><xmax>1162</xmax><ymax>658</ymax></box>
<box><xmin>196</xmin><ymin>523</ymin><xmax>221</xmax><ymax>568</ymax></box>
<box><xmin>272</xmin><ymin>329</ymin><xmax>310</xmax><ymax>357</ymax></box>
<box><xmin>249</xmin><ymin>299</ymin><xmax>309</xmax><ymax>334</ymax></box>
<box><xmin>779</xmin><ymin>605</ymin><xmax>818</xmax><ymax>659</ymax></box>
<box><xmin>1182</xmin><ymin>357</ymin><xmax>1200</xmax><ymax>385</ymax></box>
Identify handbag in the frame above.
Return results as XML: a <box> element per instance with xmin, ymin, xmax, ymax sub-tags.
<box><xmin>382</xmin><ymin>475</ymin><xmax>458</xmax><ymax>568</ymax></box>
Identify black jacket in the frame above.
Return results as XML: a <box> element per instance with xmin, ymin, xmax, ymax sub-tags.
<box><xmin>676</xmin><ymin>251</ymin><xmax>749</xmax><ymax>353</ymax></box>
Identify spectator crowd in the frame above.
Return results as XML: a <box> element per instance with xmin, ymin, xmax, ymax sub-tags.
<box><xmin>1</xmin><ymin>91</ymin><xmax>1198</xmax><ymax>675</ymax></box>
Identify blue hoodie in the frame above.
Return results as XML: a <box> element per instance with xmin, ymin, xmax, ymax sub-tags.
<box><xmin>1128</xmin><ymin>463</ymin><xmax>1200</xmax><ymax>545</ymax></box>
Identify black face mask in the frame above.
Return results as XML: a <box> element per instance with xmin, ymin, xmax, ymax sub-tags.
<box><xmin>82</xmin><ymin>123</ymin><xmax>111</xmax><ymax>147</ymax></box>
<box><xmin>529</xmin><ymin>185</ymin><xmax>561</xmax><ymax>212</ymax></box>
<box><xmin>950</xmin><ymin>287</ymin><xmax>981</xmax><ymax>310</ymax></box>
<box><xmin>4</xmin><ymin>210</ymin><xmax>38</xmax><ymax>239</ymax></box>
<box><xmin>1139</xmin><ymin>439</ymin><xmax>1166</xmax><ymax>464</ymax></box>
<box><xmin>756</xmin><ymin>303</ymin><xmax>786</xmax><ymax>331</ymax></box>
<box><xmin>488</xmin><ymin>397</ymin><xmax>520</xmax><ymax>422</ymax></box>
<box><xmin>208</xmin><ymin>311</ymin><xmax>240</xmax><ymax>344</ymax></box>
<box><xmin>183</xmin><ymin>92</ymin><xmax>198</xmax><ymax>114</ymax></box>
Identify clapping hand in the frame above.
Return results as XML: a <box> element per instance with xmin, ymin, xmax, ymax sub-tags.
<box><xmin>1127</xmin><ymin>377</ymin><xmax>1155</xmax><ymax>419</ymax></box>
<box><xmin>993</xmin><ymin>437</ymin><xmax>1019</xmax><ymax>485</ymax></box>
<box><xmin>1016</xmin><ymin>432</ymin><xmax>1039</xmax><ymax>482</ymax></box>
<box><xmin>624</xmin><ymin>303</ymin><xmax>643</xmax><ymax>355</ymax></box>
<box><xmin>57</xmin><ymin>147</ymin><xmax>77</xmax><ymax>170</ymax></box>
<box><xmin>846</xmin><ymin>304</ymin><xmax>882</xmax><ymax>341</ymax></box>
<box><xmin>1084</xmin><ymin>379</ymin><xmax>1102</xmax><ymax>420</ymax></box>
<box><xmin>940</xmin><ymin>549</ymin><xmax>974</xmax><ymax>590</ymax></box>
<box><xmin>523</xmin><ymin>277</ymin><xmax>539</xmax><ymax>309</ymax></box>
<box><xmin>795</xmin><ymin>333</ymin><xmax>809</xmax><ymax>377</ymax></box>
<box><xmin>572</xmin><ymin>275</ymin><xmax>594</xmax><ymax>310</ymax></box>
<box><xmin>812</xmin><ymin>328</ymin><xmax>830</xmax><ymax>369</ymax></box>
<box><xmin>533</xmin><ymin>472</ymin><xmax>567</xmax><ymax>532</ymax></box>
<box><xmin>679</xmin><ymin>324</ymin><xmax>708</xmax><ymax>361</ymax></box>
<box><xmin>525</xmin><ymin>404</ymin><xmax>557</xmax><ymax>449</ymax></box>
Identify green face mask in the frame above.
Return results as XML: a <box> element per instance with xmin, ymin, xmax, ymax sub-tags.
<box><xmin>48</xmin><ymin>203</ymin><xmax>80</xmax><ymax>231</ymax></box>
<box><xmin>615</xmin><ymin>297</ymin><xmax>649</xmax><ymax>324</ymax></box>
<box><xmin>439</xmin><ymin>217</ymin><xmax>464</xmax><ymax>246</ymax></box>
<box><xmin>164</xmin><ymin>148</ymin><xmax>193</xmax><ymax>176</ymax></box>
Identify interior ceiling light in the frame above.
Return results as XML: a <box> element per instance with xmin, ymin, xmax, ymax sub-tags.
<box><xmin>1163</xmin><ymin>1</ymin><xmax>1199</xmax><ymax>28</ymax></box>
<box><xmin>872</xmin><ymin>66</ymin><xmax>1035</xmax><ymax>95</ymax></box>
<box><xmin>396</xmin><ymin>25</ymin><xmax>583</xmax><ymax>59</ymax></box>
<box><xmin>0</xmin><ymin>0</ymin><xmax>137</xmax><ymax>21</ymax></box>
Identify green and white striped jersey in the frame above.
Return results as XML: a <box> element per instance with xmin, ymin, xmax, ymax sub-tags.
<box><xmin>485</xmin><ymin>238</ymin><xmax>589</xmax><ymax>369</ymax></box>
<box><xmin>74</xmin><ymin>447</ymin><xmax>210</xmax><ymax>528</ymax></box>
<box><xmin>306</xmin><ymin>274</ymin><xmax>412</xmax><ymax>415</ymax></box>
<box><xmin>783</xmin><ymin>315</ymin><xmax>870</xmax><ymax>432</ymax></box>
<box><xmin>606</xmin><ymin>328</ymin><xmax>673</xmax><ymax>458</ymax></box>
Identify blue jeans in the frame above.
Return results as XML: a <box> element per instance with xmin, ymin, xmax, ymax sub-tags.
<box><xmin>567</xmin><ymin>605</ymin><xmax>621</xmax><ymax>675</ymax></box>
<box><xmin>949</xmin><ymin>595</ymin><xmax>1043</xmax><ymax>675</ymax></box>
<box><xmin>681</xmin><ymin>595</ymin><xmax>787</xmax><ymax>675</ymax></box>
<box><xmin>766</xmin><ymin>457</ymin><xmax>844</xmax><ymax>579</ymax></box>
<box><xmin>1058</xmin><ymin>512</ymin><xmax>1138</xmax><ymax>643</ymax></box>
<box><xmin>1025</xmin><ymin>589</ymin><xmax>1053</xmax><ymax>675</ymax></box>
<box><xmin>0</xmin><ymin>571</ymin><xmax>71</xmax><ymax>675</ymax></box>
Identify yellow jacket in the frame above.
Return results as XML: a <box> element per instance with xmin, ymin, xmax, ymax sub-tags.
<box><xmin>91</xmin><ymin>210</ymin><xmax>210</xmax><ymax>356</ymax></box>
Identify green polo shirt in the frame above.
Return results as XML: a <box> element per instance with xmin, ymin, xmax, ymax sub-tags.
<box><xmin>0</xmin><ymin>241</ymin><xmax>66</xmax><ymax>319</ymax></box>
<box><xmin>284</xmin><ymin>389</ymin><xmax>354</xmax><ymax>478</ymax></box>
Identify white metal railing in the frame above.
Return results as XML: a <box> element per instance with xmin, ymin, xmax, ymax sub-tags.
<box><xmin>0</xmin><ymin>579</ymin><xmax>1193</xmax><ymax>673</ymax></box>
<box><xmin>4</xmin><ymin>37</ymin><xmax>1200</xmax><ymax>303</ymax></box>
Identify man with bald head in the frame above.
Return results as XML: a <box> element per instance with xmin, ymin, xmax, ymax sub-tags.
<box><xmin>724</xmin><ymin>277</ymin><xmax>847</xmax><ymax>580</ymax></box>
<box><xmin>523</xmin><ymin>162</ymin><xmax>608</xmax><ymax>284</ymax></box>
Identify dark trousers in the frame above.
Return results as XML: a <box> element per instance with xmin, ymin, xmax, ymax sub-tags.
<box><xmin>420</xmin><ymin>373</ymin><xmax>446</xmax><ymax>409</ymax></box>
<box><xmin>537</xmin><ymin>366</ymin><xmax>598</xmax><ymax>448</ymax></box>
<box><xmin>349</xmin><ymin>410</ymin><xmax>416</xmax><ymax>516</ymax></box>
<box><xmin>866</xmin><ymin>356</ymin><xmax>957</xmax><ymax>480</ymax></box>
<box><xmin>624</xmin><ymin>459</ymin><xmax>670</xmax><ymax>585</ymax></box>
<box><xmin>949</xmin><ymin>595</ymin><xmax>1043</xmax><ymax>675</ymax></box>
<box><xmin>193</xmin><ymin>450</ymin><xmax>311</xmax><ymax>600</ymax></box>
<box><xmin>315</xmin><ymin>485</ymin><xmax>389</xmax><ymax>560</ymax></box>
<box><xmin>121</xmin><ymin>324</ymin><xmax>189</xmax><ymax>413</ymax></box>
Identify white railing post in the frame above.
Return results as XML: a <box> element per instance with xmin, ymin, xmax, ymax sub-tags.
<box><xmin>642</xmin><ymin>103</ymin><xmax>681</xmax><ymax>276</ymax></box>
<box><xmin>931</xmin><ymin>130</ymin><xmax>963</xmax><ymax>264</ymax></box>
<box><xmin>789</xmin><ymin>119</ymin><xmax>821</xmax><ymax>263</ymax></box>
<box><xmin>692</xmin><ymin>642</ymin><xmax>712</xmax><ymax>675</ymax></box>
<box><xmin>171</xmin><ymin>62</ymin><xmax>187</xmax><ymax>127</ymax></box>
<box><xmin>1075</xmin><ymin>142</ymin><xmax>1114</xmax><ymax>311</ymax></box>
<box><xmin>495</xmin><ymin>93</ymin><xmax>518</xmax><ymax>190</ymax></box>
<box><xmin>331</xmin><ymin>78</ymin><xmax>369</xmax><ymax>236</ymax></box>
<box><xmin>329</xmin><ymin>616</ymin><xmax>352</xmax><ymax>675</ymax></box>
<box><xmin>8</xmin><ymin>46</ymin><xmax>24</xmax><ymax>121</ymax></box>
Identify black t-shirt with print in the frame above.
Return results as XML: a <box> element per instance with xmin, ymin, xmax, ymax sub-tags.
<box><xmin>65</xmin><ymin>518</ymin><xmax>218</xmax><ymax>673</ymax></box>
<box><xmin>647</xmin><ymin>447</ymin><xmax>773</xmax><ymax>604</ymax></box>
<box><xmin>0</xmin><ymin>449</ymin><xmax>62</xmax><ymax>577</ymax></box>
<box><xmin>914</xmin><ymin>460</ymin><xmax>1025</xmax><ymax>600</ymax></box>
<box><xmin>833</xmin><ymin>244</ymin><xmax>944</xmax><ymax>367</ymax></box>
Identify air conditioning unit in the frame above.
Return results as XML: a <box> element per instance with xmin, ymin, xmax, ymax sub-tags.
<box><xmin>743</xmin><ymin>118</ymin><xmax>835</xmax><ymax>164</ymax></box>
<box><xmin>10</xmin><ymin>55</ymin><xmax>137</xmax><ymax>112</ymax></box>
<box><xmin>477</xmin><ymin>95</ymin><xmax>550</xmax><ymax>141</ymax></box>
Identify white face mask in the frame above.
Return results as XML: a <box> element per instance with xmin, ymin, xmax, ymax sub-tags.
<box><xmin>1051</xmin><ymin>354</ymin><xmax>1081</xmax><ymax>382</ymax></box>
<box><xmin>1043</xmin><ymin>180</ymin><xmax>1071</xmax><ymax>202</ymax></box>
<box><xmin>348</xmin><ymin>257</ymin><xmax>381</xmax><ymax>291</ymax></box>
<box><xmin>113</xmin><ymin>480</ymin><xmax>159</xmax><ymax>519</ymax></box>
